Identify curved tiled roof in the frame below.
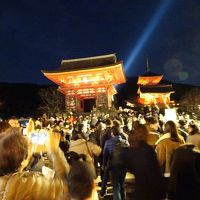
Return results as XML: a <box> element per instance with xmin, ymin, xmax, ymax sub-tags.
<box><xmin>140</xmin><ymin>71</ymin><xmax>162</xmax><ymax>77</ymax></box>
<box><xmin>60</xmin><ymin>54</ymin><xmax>116</xmax><ymax>71</ymax></box>
<box><xmin>140</xmin><ymin>84</ymin><xmax>174</xmax><ymax>93</ymax></box>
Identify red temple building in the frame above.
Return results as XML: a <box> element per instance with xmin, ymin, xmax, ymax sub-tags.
<box><xmin>42</xmin><ymin>54</ymin><xmax>126</xmax><ymax>112</ymax></box>
<box><xmin>137</xmin><ymin>62</ymin><xmax>174</xmax><ymax>106</ymax></box>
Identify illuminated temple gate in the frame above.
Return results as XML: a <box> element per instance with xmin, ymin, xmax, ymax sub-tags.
<box><xmin>42</xmin><ymin>54</ymin><xmax>126</xmax><ymax>112</ymax></box>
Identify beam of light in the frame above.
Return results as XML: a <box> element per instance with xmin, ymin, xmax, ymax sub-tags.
<box><xmin>125</xmin><ymin>0</ymin><xmax>173</xmax><ymax>72</ymax></box>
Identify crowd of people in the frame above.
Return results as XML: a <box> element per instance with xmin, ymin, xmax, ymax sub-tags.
<box><xmin>0</xmin><ymin>108</ymin><xmax>200</xmax><ymax>200</ymax></box>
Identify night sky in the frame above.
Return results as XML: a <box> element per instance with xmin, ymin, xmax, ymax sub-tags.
<box><xmin>1</xmin><ymin>0</ymin><xmax>200</xmax><ymax>86</ymax></box>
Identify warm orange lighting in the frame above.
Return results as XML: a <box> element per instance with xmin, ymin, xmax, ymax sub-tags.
<box><xmin>82</xmin><ymin>77</ymin><xmax>88</xmax><ymax>83</ymax></box>
<box><xmin>137</xmin><ymin>71</ymin><xmax>174</xmax><ymax>106</ymax></box>
<box><xmin>60</xmin><ymin>79</ymin><xmax>66</xmax><ymax>84</ymax></box>
<box><xmin>139</xmin><ymin>92</ymin><xmax>173</xmax><ymax>105</ymax></box>
<box><xmin>138</xmin><ymin>75</ymin><xmax>163</xmax><ymax>85</ymax></box>
<box><xmin>42</xmin><ymin>54</ymin><xmax>126</xmax><ymax>111</ymax></box>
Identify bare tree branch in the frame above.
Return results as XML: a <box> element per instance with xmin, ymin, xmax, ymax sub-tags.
<box><xmin>38</xmin><ymin>87</ymin><xmax>65</xmax><ymax>116</ymax></box>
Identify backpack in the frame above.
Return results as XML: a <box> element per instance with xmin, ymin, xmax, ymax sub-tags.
<box><xmin>112</xmin><ymin>141</ymin><xmax>129</xmax><ymax>169</ymax></box>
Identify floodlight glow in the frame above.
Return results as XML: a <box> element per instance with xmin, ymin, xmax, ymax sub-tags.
<box><xmin>164</xmin><ymin>109</ymin><xmax>177</xmax><ymax>122</ymax></box>
<box><xmin>125</xmin><ymin>0</ymin><xmax>173</xmax><ymax>72</ymax></box>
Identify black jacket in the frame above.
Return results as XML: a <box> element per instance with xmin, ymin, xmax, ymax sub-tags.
<box><xmin>169</xmin><ymin>144</ymin><xmax>200</xmax><ymax>200</ymax></box>
<box><xmin>126</xmin><ymin>142</ymin><xmax>165</xmax><ymax>200</ymax></box>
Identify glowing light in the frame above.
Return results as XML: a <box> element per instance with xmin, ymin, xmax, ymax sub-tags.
<box><xmin>164</xmin><ymin>109</ymin><xmax>177</xmax><ymax>122</ymax></box>
<box><xmin>82</xmin><ymin>77</ymin><xmax>88</xmax><ymax>83</ymax></box>
<box><xmin>125</xmin><ymin>0</ymin><xmax>173</xmax><ymax>72</ymax></box>
<box><xmin>60</xmin><ymin>79</ymin><xmax>66</xmax><ymax>83</ymax></box>
<box><xmin>126</xmin><ymin>102</ymin><xmax>134</xmax><ymax>107</ymax></box>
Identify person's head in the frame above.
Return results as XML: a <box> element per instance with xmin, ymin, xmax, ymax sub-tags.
<box><xmin>69</xmin><ymin>124</ymin><xmax>73</xmax><ymax>130</ymax></box>
<box><xmin>132</xmin><ymin>120</ymin><xmax>140</xmax><ymax>131</ymax></box>
<box><xmin>65</xmin><ymin>151</ymin><xmax>87</xmax><ymax>165</ymax></box>
<box><xmin>67</xmin><ymin>160</ymin><xmax>96</xmax><ymax>200</ymax></box>
<box><xmin>8</xmin><ymin>117</ymin><xmax>20</xmax><ymax>128</ymax></box>
<box><xmin>96</xmin><ymin>122</ymin><xmax>103</xmax><ymax>131</ymax></box>
<box><xmin>111</xmin><ymin>126</ymin><xmax>120</xmax><ymax>137</ymax></box>
<box><xmin>146</xmin><ymin>117</ymin><xmax>159</xmax><ymax>130</ymax></box>
<box><xmin>178</xmin><ymin>120</ymin><xmax>186</xmax><ymax>128</ymax></box>
<box><xmin>78</xmin><ymin>124</ymin><xmax>84</xmax><ymax>132</ymax></box>
<box><xmin>129</xmin><ymin>124</ymin><xmax>148</xmax><ymax>148</ymax></box>
<box><xmin>59</xmin><ymin>139</ymin><xmax>70</xmax><ymax>153</ymax></box>
<box><xmin>113</xmin><ymin>120</ymin><xmax>121</xmax><ymax>128</ymax></box>
<box><xmin>0</xmin><ymin>128</ymin><xmax>28</xmax><ymax>176</ymax></box>
<box><xmin>123</xmin><ymin>126</ymin><xmax>129</xmax><ymax>134</ymax></box>
<box><xmin>0</xmin><ymin>121</ymin><xmax>11</xmax><ymax>134</ymax></box>
<box><xmin>188</xmin><ymin>123</ymin><xmax>199</xmax><ymax>135</ymax></box>
<box><xmin>105</xmin><ymin>118</ymin><xmax>112</xmax><ymax>127</ymax></box>
<box><xmin>164</xmin><ymin>121</ymin><xmax>180</xmax><ymax>142</ymax></box>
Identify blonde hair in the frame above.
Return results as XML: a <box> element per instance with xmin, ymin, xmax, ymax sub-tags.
<box><xmin>26</xmin><ymin>118</ymin><xmax>35</xmax><ymax>134</ymax></box>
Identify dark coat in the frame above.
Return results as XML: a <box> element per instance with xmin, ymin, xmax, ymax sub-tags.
<box><xmin>126</xmin><ymin>142</ymin><xmax>165</xmax><ymax>200</ymax></box>
<box><xmin>169</xmin><ymin>144</ymin><xmax>200</xmax><ymax>200</ymax></box>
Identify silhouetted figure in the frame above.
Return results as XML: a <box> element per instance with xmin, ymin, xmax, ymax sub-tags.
<box><xmin>127</xmin><ymin>124</ymin><xmax>165</xmax><ymax>200</ymax></box>
<box><xmin>169</xmin><ymin>144</ymin><xmax>200</xmax><ymax>200</ymax></box>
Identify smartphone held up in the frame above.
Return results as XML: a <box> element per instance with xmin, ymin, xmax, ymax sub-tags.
<box><xmin>30</xmin><ymin>129</ymin><xmax>48</xmax><ymax>145</ymax></box>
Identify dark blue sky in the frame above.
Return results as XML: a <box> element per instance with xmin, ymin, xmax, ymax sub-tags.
<box><xmin>1</xmin><ymin>0</ymin><xmax>200</xmax><ymax>85</ymax></box>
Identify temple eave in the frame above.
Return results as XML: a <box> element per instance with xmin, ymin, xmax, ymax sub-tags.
<box><xmin>42</xmin><ymin>54</ymin><xmax>126</xmax><ymax>112</ymax></box>
<box><xmin>41</xmin><ymin>61</ymin><xmax>123</xmax><ymax>74</ymax></box>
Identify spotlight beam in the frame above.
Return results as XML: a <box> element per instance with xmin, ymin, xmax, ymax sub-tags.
<box><xmin>125</xmin><ymin>0</ymin><xmax>173</xmax><ymax>72</ymax></box>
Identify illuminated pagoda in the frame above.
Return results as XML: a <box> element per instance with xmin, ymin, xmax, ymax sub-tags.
<box><xmin>42</xmin><ymin>54</ymin><xmax>126</xmax><ymax>112</ymax></box>
<box><xmin>137</xmin><ymin>59</ymin><xmax>174</xmax><ymax>106</ymax></box>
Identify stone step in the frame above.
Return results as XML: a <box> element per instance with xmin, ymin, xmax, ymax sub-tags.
<box><xmin>96</xmin><ymin>173</ymin><xmax>135</xmax><ymax>199</ymax></box>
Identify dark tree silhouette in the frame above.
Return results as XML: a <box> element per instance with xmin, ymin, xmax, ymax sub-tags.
<box><xmin>0</xmin><ymin>99</ymin><xmax>5</xmax><ymax>111</ymax></box>
<box><xmin>180</xmin><ymin>87</ymin><xmax>200</xmax><ymax>111</ymax></box>
<box><xmin>38</xmin><ymin>86</ymin><xmax>65</xmax><ymax>117</ymax></box>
